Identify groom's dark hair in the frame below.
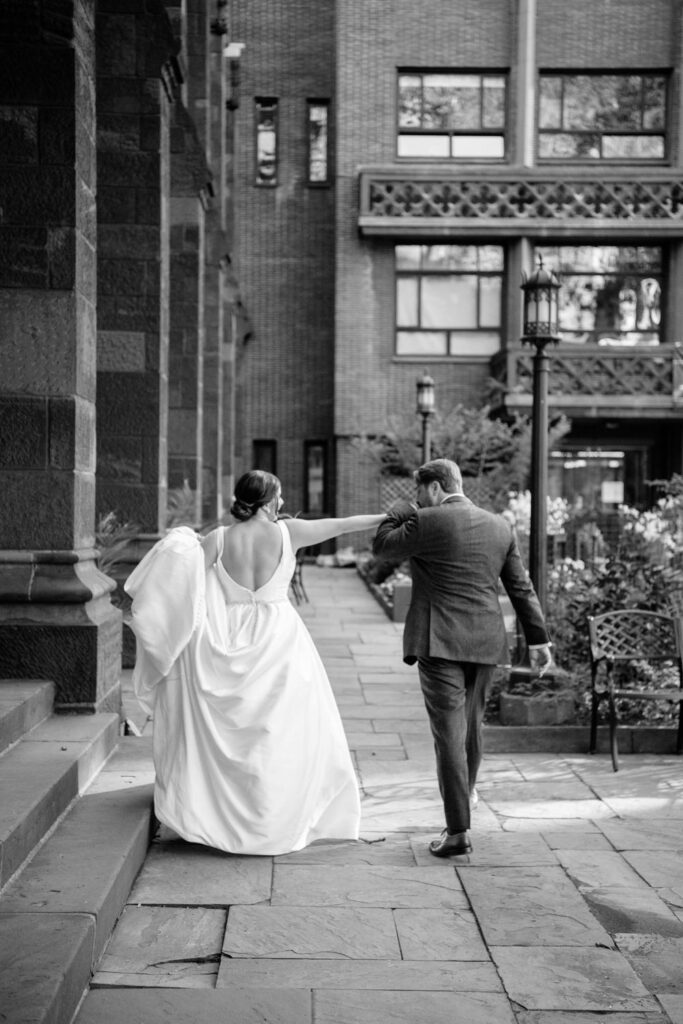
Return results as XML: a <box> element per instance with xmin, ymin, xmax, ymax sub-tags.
<box><xmin>414</xmin><ymin>459</ymin><xmax>463</xmax><ymax>493</ymax></box>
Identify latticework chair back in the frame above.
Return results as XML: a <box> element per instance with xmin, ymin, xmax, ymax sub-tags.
<box><xmin>589</xmin><ymin>610</ymin><xmax>680</xmax><ymax>664</ymax></box>
<box><xmin>587</xmin><ymin>609</ymin><xmax>683</xmax><ymax>770</ymax></box>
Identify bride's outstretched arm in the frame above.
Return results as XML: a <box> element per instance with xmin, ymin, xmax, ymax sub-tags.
<box><xmin>283</xmin><ymin>513</ymin><xmax>386</xmax><ymax>551</ymax></box>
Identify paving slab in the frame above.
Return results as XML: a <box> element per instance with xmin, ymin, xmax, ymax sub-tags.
<box><xmin>217</xmin><ymin>958</ymin><xmax>502</xmax><ymax>991</ymax></box>
<box><xmin>515</xmin><ymin>1013</ymin><xmax>670</xmax><ymax>1024</ymax></box>
<box><xmin>342</xmin><ymin>718</ymin><xmax>375</xmax><ymax>732</ymax></box>
<box><xmin>499</xmin><ymin>817</ymin><xmax>611</xmax><ymax>833</ymax></box>
<box><xmin>615</xmin><ymin>933</ymin><xmax>683</xmax><ymax>994</ymax></box>
<box><xmin>597</xmin><ymin>819</ymin><xmax>683</xmax><ymax>851</ymax></box>
<box><xmin>556</xmin><ymin>849</ymin><xmax>655</xmax><ymax>890</ymax></box>
<box><xmin>491</xmin><ymin>945</ymin><xmax>657</xmax><ymax>1011</ymax></box>
<box><xmin>360</xmin><ymin>795</ymin><xmax>445</xmax><ymax>831</ymax></box>
<box><xmin>542</xmin><ymin>830</ymin><xmax>615</xmax><ymax>850</ymax></box>
<box><xmin>372</xmin><ymin>719</ymin><xmax>432</xmax><ymax>735</ymax></box>
<box><xmin>128</xmin><ymin>841</ymin><xmax>272</xmax><ymax>906</ymax></box>
<box><xmin>0</xmin><ymin>912</ymin><xmax>95</xmax><ymax>1024</ymax></box>
<box><xmin>658</xmin><ymin>994</ymin><xmax>683</xmax><ymax>1024</ymax></box>
<box><xmin>414</xmin><ymin>831</ymin><xmax>558</xmax><ymax>868</ymax></box>
<box><xmin>599</xmin><ymin>795</ymin><xmax>683</xmax><ymax>818</ymax></box>
<box><xmin>580</xmin><ymin>885</ymin><xmax>683</xmax><ymax>937</ymax></box>
<box><xmin>345</xmin><ymin>731</ymin><xmax>403</xmax><ymax>748</ymax></box>
<box><xmin>75</xmin><ymin>988</ymin><xmax>312</xmax><ymax>1023</ymax></box>
<box><xmin>621</xmin><ymin>850</ymin><xmax>683</xmax><ymax>889</ymax></box>
<box><xmin>277</xmin><ymin>835</ymin><xmax>416</xmax><ymax>866</ymax></box>
<box><xmin>223</xmin><ymin>906</ymin><xmax>401</xmax><ymax>959</ymax></box>
<box><xmin>313</xmin><ymin>989</ymin><xmax>516</xmax><ymax>1024</ymax></box>
<box><xmin>271</xmin><ymin>864</ymin><xmax>467</xmax><ymax>908</ymax></box>
<box><xmin>94</xmin><ymin>905</ymin><xmax>226</xmax><ymax>986</ymax></box>
<box><xmin>393</xmin><ymin>907</ymin><xmax>488</xmax><ymax>959</ymax></box>
<box><xmin>355</xmin><ymin>749</ymin><xmax>408</xmax><ymax>763</ymax></box>
<box><xmin>459</xmin><ymin>866</ymin><xmax>612</xmax><ymax>945</ymax></box>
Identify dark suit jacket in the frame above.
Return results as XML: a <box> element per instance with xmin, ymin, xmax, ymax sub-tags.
<box><xmin>373</xmin><ymin>496</ymin><xmax>549</xmax><ymax>666</ymax></box>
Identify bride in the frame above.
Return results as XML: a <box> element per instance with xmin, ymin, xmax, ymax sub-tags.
<box><xmin>125</xmin><ymin>470</ymin><xmax>385</xmax><ymax>856</ymax></box>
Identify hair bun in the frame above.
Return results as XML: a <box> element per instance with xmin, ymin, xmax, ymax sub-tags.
<box><xmin>230</xmin><ymin>497</ymin><xmax>255</xmax><ymax>521</ymax></box>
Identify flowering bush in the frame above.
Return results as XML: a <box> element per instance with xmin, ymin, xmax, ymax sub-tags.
<box><xmin>505</xmin><ymin>490</ymin><xmax>570</xmax><ymax>537</ymax></box>
<box><xmin>544</xmin><ymin>484</ymin><xmax>683</xmax><ymax>724</ymax></box>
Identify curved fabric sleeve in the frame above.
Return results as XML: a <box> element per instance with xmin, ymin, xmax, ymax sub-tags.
<box><xmin>124</xmin><ymin>527</ymin><xmax>204</xmax><ymax>713</ymax></box>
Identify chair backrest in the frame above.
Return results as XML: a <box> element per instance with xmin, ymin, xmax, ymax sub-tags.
<box><xmin>588</xmin><ymin>610</ymin><xmax>682</xmax><ymax>664</ymax></box>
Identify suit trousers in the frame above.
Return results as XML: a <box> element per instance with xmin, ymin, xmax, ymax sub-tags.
<box><xmin>417</xmin><ymin>657</ymin><xmax>496</xmax><ymax>834</ymax></box>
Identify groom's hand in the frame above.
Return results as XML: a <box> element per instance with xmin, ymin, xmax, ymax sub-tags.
<box><xmin>529</xmin><ymin>644</ymin><xmax>553</xmax><ymax>677</ymax></box>
<box><xmin>387</xmin><ymin>498</ymin><xmax>418</xmax><ymax>515</ymax></box>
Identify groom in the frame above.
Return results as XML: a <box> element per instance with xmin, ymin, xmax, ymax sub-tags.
<box><xmin>373</xmin><ymin>458</ymin><xmax>552</xmax><ymax>857</ymax></box>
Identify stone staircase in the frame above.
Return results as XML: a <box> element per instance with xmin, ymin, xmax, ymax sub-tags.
<box><xmin>0</xmin><ymin>680</ymin><xmax>154</xmax><ymax>1024</ymax></box>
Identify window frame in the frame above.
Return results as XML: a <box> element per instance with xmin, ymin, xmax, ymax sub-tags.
<box><xmin>252</xmin><ymin>439</ymin><xmax>277</xmax><ymax>474</ymax></box>
<box><xmin>304</xmin><ymin>440</ymin><xmax>328</xmax><ymax>514</ymax></box>
<box><xmin>306</xmin><ymin>99</ymin><xmax>330</xmax><ymax>186</ymax></box>
<box><xmin>536</xmin><ymin>71</ymin><xmax>669</xmax><ymax>164</ymax></box>
<box><xmin>254</xmin><ymin>96</ymin><xmax>278</xmax><ymax>187</ymax></box>
<box><xmin>394</xmin><ymin>244</ymin><xmax>505</xmax><ymax>360</ymax></box>
<box><xmin>396</xmin><ymin>69</ymin><xmax>509</xmax><ymax>162</ymax></box>
<box><xmin>533</xmin><ymin>243</ymin><xmax>664</xmax><ymax>345</ymax></box>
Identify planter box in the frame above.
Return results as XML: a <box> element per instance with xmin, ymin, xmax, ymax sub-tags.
<box><xmin>499</xmin><ymin>691</ymin><xmax>576</xmax><ymax>726</ymax></box>
<box><xmin>391</xmin><ymin>581</ymin><xmax>412</xmax><ymax>623</ymax></box>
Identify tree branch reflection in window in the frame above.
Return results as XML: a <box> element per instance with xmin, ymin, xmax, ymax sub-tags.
<box><xmin>538</xmin><ymin>73</ymin><xmax>666</xmax><ymax>161</ymax></box>
<box><xmin>536</xmin><ymin>245</ymin><xmax>662</xmax><ymax>345</ymax></box>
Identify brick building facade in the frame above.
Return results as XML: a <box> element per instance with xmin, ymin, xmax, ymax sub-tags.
<box><xmin>2</xmin><ymin>0</ymin><xmax>683</xmax><ymax>708</ymax></box>
<box><xmin>232</xmin><ymin>0</ymin><xmax>683</xmax><ymax>520</ymax></box>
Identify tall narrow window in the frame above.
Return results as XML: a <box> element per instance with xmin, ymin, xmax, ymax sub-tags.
<box><xmin>255</xmin><ymin>97</ymin><xmax>277</xmax><ymax>185</ymax></box>
<box><xmin>252</xmin><ymin>439</ymin><xmax>277</xmax><ymax>474</ymax></box>
<box><xmin>305</xmin><ymin>442</ymin><xmax>327</xmax><ymax>513</ymax></box>
<box><xmin>398</xmin><ymin>71</ymin><xmax>507</xmax><ymax>159</ymax></box>
<box><xmin>307</xmin><ymin>100</ymin><xmax>329</xmax><ymax>183</ymax></box>
<box><xmin>538</xmin><ymin>73</ymin><xmax>667</xmax><ymax>160</ymax></box>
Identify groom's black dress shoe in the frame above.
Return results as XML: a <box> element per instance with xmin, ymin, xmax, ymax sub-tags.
<box><xmin>429</xmin><ymin>830</ymin><xmax>472</xmax><ymax>858</ymax></box>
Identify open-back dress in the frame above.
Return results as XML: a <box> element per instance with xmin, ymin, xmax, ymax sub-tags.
<box><xmin>125</xmin><ymin>521</ymin><xmax>360</xmax><ymax>855</ymax></box>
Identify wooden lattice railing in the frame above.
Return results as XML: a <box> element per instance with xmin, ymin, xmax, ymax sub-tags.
<box><xmin>490</xmin><ymin>344</ymin><xmax>683</xmax><ymax>410</ymax></box>
<box><xmin>359</xmin><ymin>170</ymin><xmax>683</xmax><ymax>235</ymax></box>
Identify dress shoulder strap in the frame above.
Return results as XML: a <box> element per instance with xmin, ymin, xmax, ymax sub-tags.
<box><xmin>280</xmin><ymin>518</ymin><xmax>299</xmax><ymax>560</ymax></box>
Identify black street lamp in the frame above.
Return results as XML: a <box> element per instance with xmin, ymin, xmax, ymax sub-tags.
<box><xmin>416</xmin><ymin>372</ymin><xmax>436</xmax><ymax>463</ymax></box>
<box><xmin>521</xmin><ymin>256</ymin><xmax>561</xmax><ymax>616</ymax></box>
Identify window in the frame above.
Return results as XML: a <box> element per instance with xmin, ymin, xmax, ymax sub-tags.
<box><xmin>252</xmin><ymin>439</ymin><xmax>277</xmax><ymax>474</ymax></box>
<box><xmin>396</xmin><ymin>244</ymin><xmax>504</xmax><ymax>357</ymax></box>
<box><xmin>255</xmin><ymin>98</ymin><xmax>277</xmax><ymax>185</ymax></box>
<box><xmin>538</xmin><ymin>73</ymin><xmax>667</xmax><ymax>160</ymax></box>
<box><xmin>307</xmin><ymin>100</ymin><xmax>329</xmax><ymax>183</ymax></box>
<box><xmin>305</xmin><ymin>442</ymin><xmax>327</xmax><ymax>513</ymax></box>
<box><xmin>534</xmin><ymin>245</ymin><xmax>662</xmax><ymax>345</ymax></box>
<box><xmin>398</xmin><ymin>72</ymin><xmax>506</xmax><ymax>159</ymax></box>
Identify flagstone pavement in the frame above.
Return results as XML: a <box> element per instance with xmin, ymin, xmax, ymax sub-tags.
<box><xmin>78</xmin><ymin>566</ymin><xmax>683</xmax><ymax>1024</ymax></box>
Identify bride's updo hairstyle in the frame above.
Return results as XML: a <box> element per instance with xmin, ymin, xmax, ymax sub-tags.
<box><xmin>230</xmin><ymin>470</ymin><xmax>281</xmax><ymax>522</ymax></box>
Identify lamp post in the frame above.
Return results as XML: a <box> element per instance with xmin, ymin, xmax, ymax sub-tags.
<box><xmin>520</xmin><ymin>256</ymin><xmax>561</xmax><ymax>616</ymax></box>
<box><xmin>416</xmin><ymin>372</ymin><xmax>436</xmax><ymax>463</ymax></box>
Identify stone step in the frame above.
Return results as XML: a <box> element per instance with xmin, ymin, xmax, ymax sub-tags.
<box><xmin>0</xmin><ymin>736</ymin><xmax>155</xmax><ymax>1024</ymax></box>
<box><xmin>0</xmin><ymin>712</ymin><xmax>120</xmax><ymax>892</ymax></box>
<box><xmin>0</xmin><ymin>680</ymin><xmax>55</xmax><ymax>756</ymax></box>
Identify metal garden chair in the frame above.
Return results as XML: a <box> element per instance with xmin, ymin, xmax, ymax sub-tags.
<box><xmin>588</xmin><ymin>609</ymin><xmax>683</xmax><ymax>771</ymax></box>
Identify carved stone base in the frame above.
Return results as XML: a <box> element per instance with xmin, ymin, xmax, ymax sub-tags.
<box><xmin>0</xmin><ymin>550</ymin><xmax>122</xmax><ymax>712</ymax></box>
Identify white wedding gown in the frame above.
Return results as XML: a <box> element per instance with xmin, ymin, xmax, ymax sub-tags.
<box><xmin>125</xmin><ymin>521</ymin><xmax>360</xmax><ymax>855</ymax></box>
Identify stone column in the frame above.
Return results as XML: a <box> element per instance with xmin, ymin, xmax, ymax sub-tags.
<box><xmin>0</xmin><ymin>1</ymin><xmax>121</xmax><ymax>711</ymax></box>
<box><xmin>168</xmin><ymin>102</ymin><xmax>210</xmax><ymax>525</ymax></box>
<box><xmin>95</xmin><ymin>2</ymin><xmax>177</xmax><ymax>533</ymax></box>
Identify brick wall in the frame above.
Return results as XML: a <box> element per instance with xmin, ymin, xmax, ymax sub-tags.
<box><xmin>231</xmin><ymin>0</ymin><xmax>336</xmax><ymax>512</ymax></box>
